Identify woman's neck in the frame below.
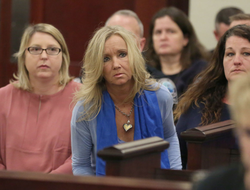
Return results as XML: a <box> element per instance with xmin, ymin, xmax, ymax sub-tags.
<box><xmin>30</xmin><ymin>78</ymin><xmax>63</xmax><ymax>95</ymax></box>
<box><xmin>224</xmin><ymin>83</ymin><xmax>231</xmax><ymax>105</ymax></box>
<box><xmin>107</xmin><ymin>85</ymin><xmax>133</xmax><ymax>106</ymax></box>
<box><xmin>159</xmin><ymin>54</ymin><xmax>182</xmax><ymax>75</ymax></box>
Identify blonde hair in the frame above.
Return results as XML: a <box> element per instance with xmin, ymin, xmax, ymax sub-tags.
<box><xmin>74</xmin><ymin>25</ymin><xmax>157</xmax><ymax>120</ymax></box>
<box><xmin>229</xmin><ymin>73</ymin><xmax>250</xmax><ymax>126</ymax></box>
<box><xmin>11</xmin><ymin>23</ymin><xmax>72</xmax><ymax>91</ymax></box>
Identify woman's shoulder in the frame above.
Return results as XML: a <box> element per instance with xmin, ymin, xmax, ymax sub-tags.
<box><xmin>67</xmin><ymin>80</ymin><xmax>82</xmax><ymax>89</ymax></box>
<box><xmin>71</xmin><ymin>100</ymin><xmax>86</xmax><ymax>124</ymax></box>
<box><xmin>176</xmin><ymin>102</ymin><xmax>204</xmax><ymax>132</ymax></box>
<box><xmin>72</xmin><ymin>99</ymin><xmax>97</xmax><ymax>123</ymax></box>
<box><xmin>185</xmin><ymin>102</ymin><xmax>204</xmax><ymax>114</ymax></box>
<box><xmin>62</xmin><ymin>80</ymin><xmax>82</xmax><ymax>96</ymax></box>
<box><xmin>155</xmin><ymin>83</ymin><xmax>172</xmax><ymax>99</ymax></box>
<box><xmin>0</xmin><ymin>84</ymin><xmax>19</xmax><ymax>107</ymax></box>
<box><xmin>72</xmin><ymin>100</ymin><xmax>85</xmax><ymax>117</ymax></box>
<box><xmin>0</xmin><ymin>83</ymin><xmax>17</xmax><ymax>95</ymax></box>
<box><xmin>177</xmin><ymin>102</ymin><xmax>204</xmax><ymax>122</ymax></box>
<box><xmin>152</xmin><ymin>83</ymin><xmax>173</xmax><ymax>107</ymax></box>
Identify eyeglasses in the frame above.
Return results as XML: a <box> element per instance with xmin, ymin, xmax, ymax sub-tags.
<box><xmin>27</xmin><ymin>47</ymin><xmax>62</xmax><ymax>55</ymax></box>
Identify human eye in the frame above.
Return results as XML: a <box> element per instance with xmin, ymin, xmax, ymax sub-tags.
<box><xmin>47</xmin><ymin>47</ymin><xmax>59</xmax><ymax>53</ymax></box>
<box><xmin>154</xmin><ymin>30</ymin><xmax>161</xmax><ymax>35</ymax></box>
<box><xmin>103</xmin><ymin>56</ymin><xmax>110</xmax><ymax>63</ymax></box>
<box><xmin>225</xmin><ymin>52</ymin><xmax>234</xmax><ymax>57</ymax></box>
<box><xmin>243</xmin><ymin>52</ymin><xmax>250</xmax><ymax>56</ymax></box>
<box><xmin>46</xmin><ymin>47</ymin><xmax>61</xmax><ymax>55</ymax></box>
<box><xmin>30</xmin><ymin>47</ymin><xmax>41</xmax><ymax>52</ymax></box>
<box><xmin>119</xmin><ymin>52</ymin><xmax>127</xmax><ymax>58</ymax></box>
<box><xmin>48</xmin><ymin>47</ymin><xmax>57</xmax><ymax>52</ymax></box>
<box><xmin>167</xmin><ymin>29</ymin><xmax>175</xmax><ymax>33</ymax></box>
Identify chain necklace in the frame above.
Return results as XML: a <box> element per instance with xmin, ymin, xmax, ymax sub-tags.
<box><xmin>115</xmin><ymin>104</ymin><xmax>134</xmax><ymax>132</ymax></box>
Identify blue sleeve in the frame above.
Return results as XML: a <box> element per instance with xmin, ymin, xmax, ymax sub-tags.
<box><xmin>156</xmin><ymin>85</ymin><xmax>182</xmax><ymax>170</ymax></box>
<box><xmin>71</xmin><ymin>101</ymin><xmax>96</xmax><ymax>175</ymax></box>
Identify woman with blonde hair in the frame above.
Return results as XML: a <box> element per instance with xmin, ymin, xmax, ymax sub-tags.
<box><xmin>0</xmin><ymin>23</ymin><xmax>80</xmax><ymax>173</ymax></box>
<box><xmin>71</xmin><ymin>26</ymin><xmax>181</xmax><ymax>176</ymax></box>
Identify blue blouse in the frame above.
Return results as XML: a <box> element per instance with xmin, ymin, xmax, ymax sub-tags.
<box><xmin>71</xmin><ymin>85</ymin><xmax>182</xmax><ymax>175</ymax></box>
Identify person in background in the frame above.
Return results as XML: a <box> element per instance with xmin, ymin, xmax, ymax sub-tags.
<box><xmin>105</xmin><ymin>9</ymin><xmax>145</xmax><ymax>52</ymax></box>
<box><xmin>146</xmin><ymin>7</ymin><xmax>208</xmax><ymax>104</ymax></box>
<box><xmin>194</xmin><ymin>73</ymin><xmax>250</xmax><ymax>190</ymax></box>
<box><xmin>213</xmin><ymin>7</ymin><xmax>244</xmax><ymax>43</ymax></box>
<box><xmin>174</xmin><ymin>25</ymin><xmax>250</xmax><ymax>169</ymax></box>
<box><xmin>230</xmin><ymin>13</ymin><xmax>250</xmax><ymax>28</ymax></box>
<box><xmin>71</xmin><ymin>26</ymin><xmax>182</xmax><ymax>176</ymax></box>
<box><xmin>0</xmin><ymin>23</ymin><xmax>81</xmax><ymax>174</ymax></box>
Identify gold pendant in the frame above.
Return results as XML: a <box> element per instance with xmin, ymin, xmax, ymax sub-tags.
<box><xmin>123</xmin><ymin>119</ymin><xmax>132</xmax><ymax>132</ymax></box>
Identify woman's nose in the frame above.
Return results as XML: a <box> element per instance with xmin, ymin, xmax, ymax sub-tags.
<box><xmin>112</xmin><ymin>57</ymin><xmax>121</xmax><ymax>69</ymax></box>
<box><xmin>160</xmin><ymin>31</ymin><xmax>168</xmax><ymax>40</ymax></box>
<box><xmin>233</xmin><ymin>54</ymin><xmax>242</xmax><ymax>65</ymax></box>
<box><xmin>40</xmin><ymin>50</ymin><xmax>48</xmax><ymax>59</ymax></box>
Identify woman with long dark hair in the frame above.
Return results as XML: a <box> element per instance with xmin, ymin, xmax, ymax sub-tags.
<box><xmin>146</xmin><ymin>7</ymin><xmax>208</xmax><ymax>103</ymax></box>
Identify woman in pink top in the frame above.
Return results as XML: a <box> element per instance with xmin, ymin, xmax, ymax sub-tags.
<box><xmin>0</xmin><ymin>23</ymin><xmax>80</xmax><ymax>174</ymax></box>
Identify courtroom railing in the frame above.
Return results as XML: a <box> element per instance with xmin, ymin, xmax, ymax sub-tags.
<box><xmin>0</xmin><ymin>169</ymin><xmax>191</xmax><ymax>190</ymax></box>
<box><xmin>97</xmin><ymin>136</ymin><xmax>169</xmax><ymax>179</ymax></box>
<box><xmin>180</xmin><ymin>120</ymin><xmax>240</xmax><ymax>170</ymax></box>
<box><xmin>98</xmin><ymin>136</ymin><xmax>195</xmax><ymax>182</ymax></box>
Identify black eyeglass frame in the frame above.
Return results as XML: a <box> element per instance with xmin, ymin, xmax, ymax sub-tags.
<box><xmin>27</xmin><ymin>47</ymin><xmax>62</xmax><ymax>55</ymax></box>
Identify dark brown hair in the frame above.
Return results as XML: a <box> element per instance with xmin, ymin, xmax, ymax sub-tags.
<box><xmin>174</xmin><ymin>24</ymin><xmax>250</xmax><ymax>125</ymax></box>
<box><xmin>146</xmin><ymin>7</ymin><xmax>208</xmax><ymax>71</ymax></box>
<box><xmin>215</xmin><ymin>7</ymin><xmax>244</xmax><ymax>27</ymax></box>
<box><xmin>230</xmin><ymin>13</ymin><xmax>250</xmax><ymax>23</ymax></box>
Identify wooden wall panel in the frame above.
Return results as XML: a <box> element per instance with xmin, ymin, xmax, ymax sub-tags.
<box><xmin>135</xmin><ymin>0</ymin><xmax>168</xmax><ymax>38</ymax></box>
<box><xmin>29</xmin><ymin>0</ymin><xmax>170</xmax><ymax>78</ymax></box>
<box><xmin>0</xmin><ymin>0</ymin><xmax>12</xmax><ymax>87</ymax></box>
<box><xmin>167</xmin><ymin>0</ymin><xmax>189</xmax><ymax>15</ymax></box>
<box><xmin>0</xmin><ymin>0</ymin><xmax>189</xmax><ymax>87</ymax></box>
<box><xmin>30</xmin><ymin>0</ymin><xmax>45</xmax><ymax>23</ymax></box>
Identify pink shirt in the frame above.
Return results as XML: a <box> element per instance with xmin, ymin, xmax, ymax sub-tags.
<box><xmin>0</xmin><ymin>81</ymin><xmax>81</xmax><ymax>174</ymax></box>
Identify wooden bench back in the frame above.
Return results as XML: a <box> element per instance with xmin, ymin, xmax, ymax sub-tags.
<box><xmin>181</xmin><ymin>120</ymin><xmax>239</xmax><ymax>170</ymax></box>
<box><xmin>0</xmin><ymin>170</ymin><xmax>191</xmax><ymax>190</ymax></box>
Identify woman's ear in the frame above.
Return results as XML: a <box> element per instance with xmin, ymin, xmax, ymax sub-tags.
<box><xmin>183</xmin><ymin>36</ymin><xmax>189</xmax><ymax>47</ymax></box>
<box><xmin>139</xmin><ymin>37</ymin><xmax>146</xmax><ymax>52</ymax></box>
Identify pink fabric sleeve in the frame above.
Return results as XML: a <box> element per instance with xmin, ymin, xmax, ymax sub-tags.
<box><xmin>50</xmin><ymin>156</ymin><xmax>73</xmax><ymax>174</ymax></box>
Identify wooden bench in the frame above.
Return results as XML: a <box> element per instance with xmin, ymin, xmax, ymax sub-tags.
<box><xmin>180</xmin><ymin>120</ymin><xmax>240</xmax><ymax>170</ymax></box>
<box><xmin>98</xmin><ymin>136</ymin><xmax>195</xmax><ymax>182</ymax></box>
<box><xmin>0</xmin><ymin>170</ymin><xmax>191</xmax><ymax>190</ymax></box>
<box><xmin>0</xmin><ymin>137</ymin><xmax>194</xmax><ymax>190</ymax></box>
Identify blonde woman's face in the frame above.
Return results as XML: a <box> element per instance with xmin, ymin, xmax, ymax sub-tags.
<box><xmin>25</xmin><ymin>32</ymin><xmax>62</xmax><ymax>83</ymax></box>
<box><xmin>103</xmin><ymin>35</ymin><xmax>133</xmax><ymax>90</ymax></box>
<box><xmin>223</xmin><ymin>36</ymin><xmax>250</xmax><ymax>82</ymax></box>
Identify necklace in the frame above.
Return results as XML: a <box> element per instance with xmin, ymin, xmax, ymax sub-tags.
<box><xmin>115</xmin><ymin>104</ymin><xmax>134</xmax><ymax>132</ymax></box>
